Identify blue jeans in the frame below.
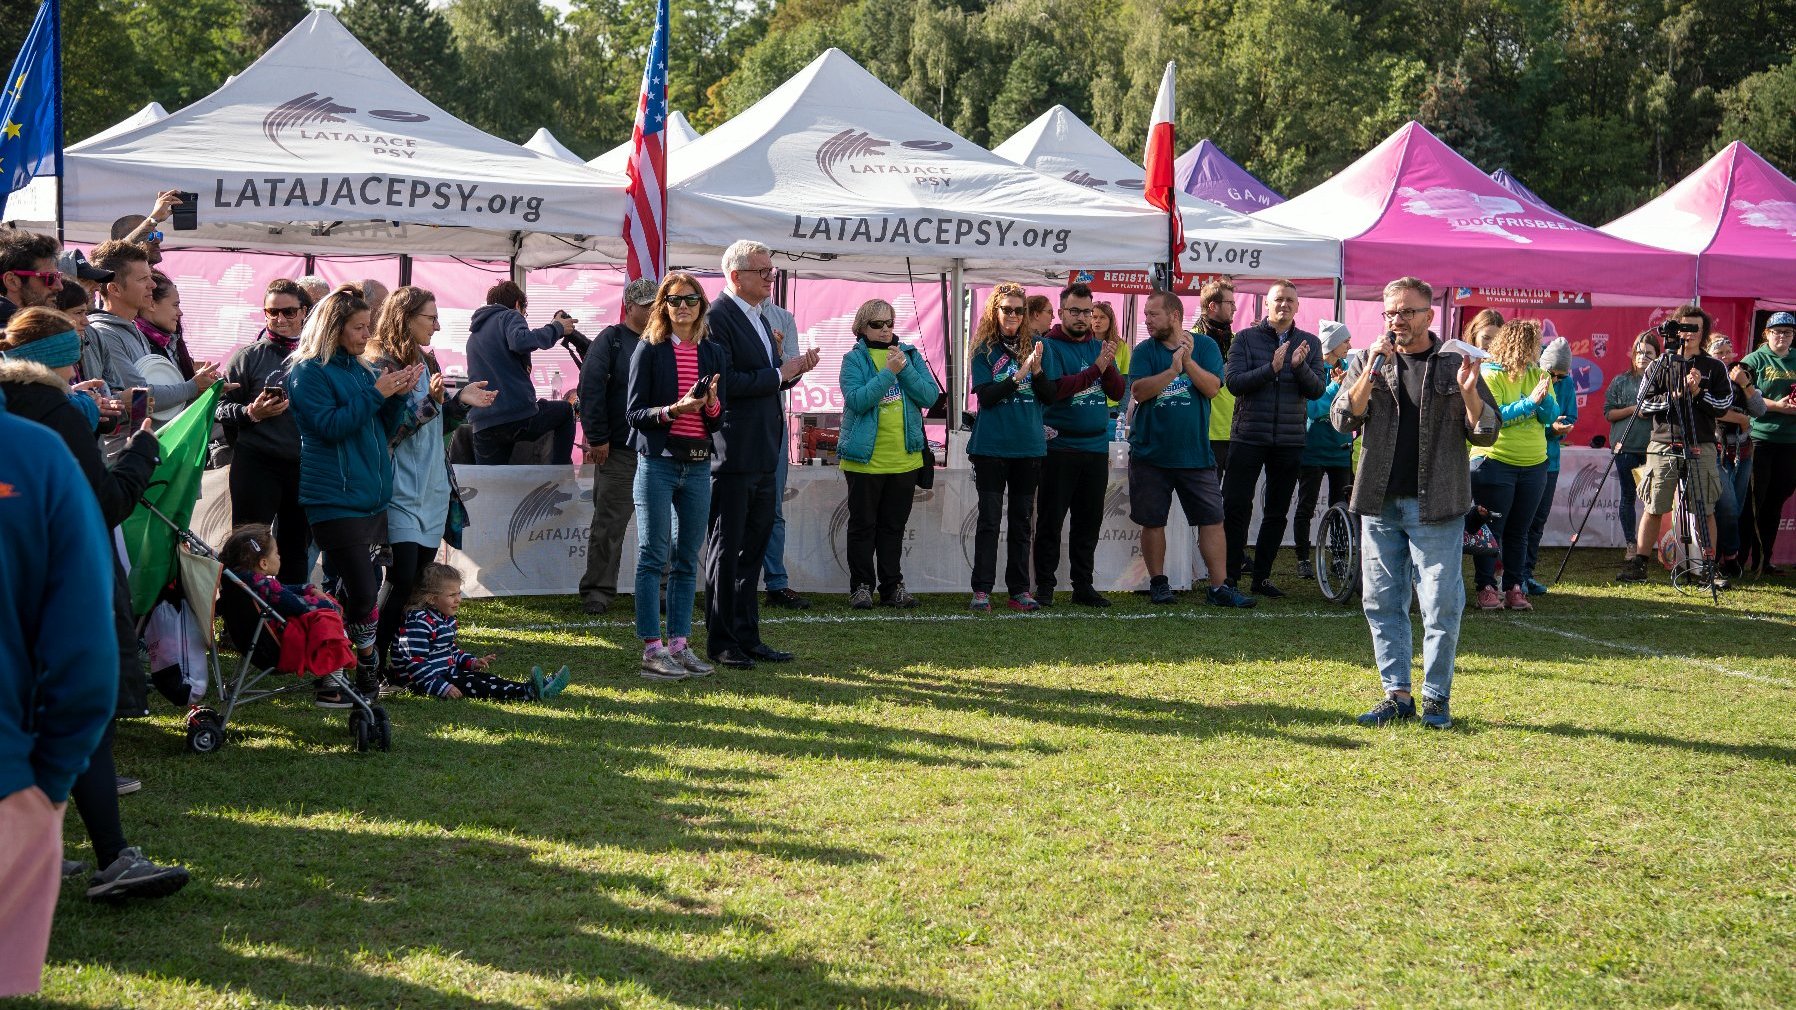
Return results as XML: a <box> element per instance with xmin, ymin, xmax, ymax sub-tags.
<box><xmin>632</xmin><ymin>456</ymin><xmax>711</xmax><ymax>642</ymax></box>
<box><xmin>1716</xmin><ymin>455</ymin><xmax>1753</xmax><ymax>558</ymax></box>
<box><xmin>763</xmin><ymin>432</ymin><xmax>790</xmax><ymax>590</ymax></box>
<box><xmin>1361</xmin><ymin>496</ymin><xmax>1465</xmax><ymax>703</ymax></box>
<box><xmin>1615</xmin><ymin>450</ymin><xmax>1647</xmax><ymax>547</ymax></box>
<box><xmin>1470</xmin><ymin>456</ymin><xmax>1548</xmax><ymax>590</ymax></box>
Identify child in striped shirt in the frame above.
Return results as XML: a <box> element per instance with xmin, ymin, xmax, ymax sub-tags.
<box><xmin>391</xmin><ymin>563</ymin><xmax>569</xmax><ymax>701</ymax></box>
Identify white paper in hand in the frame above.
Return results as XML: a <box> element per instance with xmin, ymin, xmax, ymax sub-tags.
<box><xmin>1442</xmin><ymin>338</ymin><xmax>1491</xmax><ymax>361</ymax></box>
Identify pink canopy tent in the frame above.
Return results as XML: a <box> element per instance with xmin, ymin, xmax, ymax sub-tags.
<box><xmin>1174</xmin><ymin>139</ymin><xmax>1284</xmax><ymax>214</ymax></box>
<box><xmin>1255</xmin><ymin>122</ymin><xmax>1696</xmax><ymax>299</ymax></box>
<box><xmin>1601</xmin><ymin>142</ymin><xmax>1796</xmax><ymax>299</ymax></box>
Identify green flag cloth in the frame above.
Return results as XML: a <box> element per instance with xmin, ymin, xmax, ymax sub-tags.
<box><xmin>122</xmin><ymin>383</ymin><xmax>223</xmax><ymax>616</ymax></box>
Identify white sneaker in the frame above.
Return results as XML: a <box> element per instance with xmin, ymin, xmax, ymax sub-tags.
<box><xmin>672</xmin><ymin>647</ymin><xmax>714</xmax><ymax>676</ymax></box>
<box><xmin>639</xmin><ymin>647</ymin><xmax>690</xmax><ymax>681</ymax></box>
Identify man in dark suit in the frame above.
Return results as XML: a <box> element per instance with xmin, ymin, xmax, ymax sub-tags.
<box><xmin>705</xmin><ymin>240</ymin><xmax>821</xmax><ymax>668</ymax></box>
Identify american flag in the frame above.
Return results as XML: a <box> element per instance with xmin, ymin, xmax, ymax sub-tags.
<box><xmin>622</xmin><ymin>0</ymin><xmax>670</xmax><ymax>282</ymax></box>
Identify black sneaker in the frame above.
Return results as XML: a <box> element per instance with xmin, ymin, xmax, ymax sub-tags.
<box><xmin>1357</xmin><ymin>694</ymin><xmax>1417</xmax><ymax>727</ymax></box>
<box><xmin>1206</xmin><ymin>583</ymin><xmax>1257</xmax><ymax>608</ymax></box>
<box><xmin>1250</xmin><ymin>579</ymin><xmax>1287</xmax><ymax>599</ymax></box>
<box><xmin>1616</xmin><ymin>554</ymin><xmax>1648</xmax><ymax>583</ymax></box>
<box><xmin>765</xmin><ymin>587</ymin><xmax>812</xmax><ymax>610</ymax></box>
<box><xmin>87</xmin><ymin>847</ymin><xmax>189</xmax><ymax>900</ymax></box>
<box><xmin>115</xmin><ymin>775</ymin><xmax>141</xmax><ymax>796</ymax></box>
<box><xmin>1071</xmin><ymin>587</ymin><xmax>1112</xmax><ymax>607</ymax></box>
<box><xmin>1148</xmin><ymin>576</ymin><xmax>1177</xmax><ymax>605</ymax></box>
<box><xmin>1035</xmin><ymin>589</ymin><xmax>1054</xmax><ymax>608</ymax></box>
<box><xmin>314</xmin><ymin>689</ymin><xmax>354</xmax><ymax>710</ymax></box>
<box><xmin>1296</xmin><ymin>559</ymin><xmax>1315</xmax><ymax>580</ymax></box>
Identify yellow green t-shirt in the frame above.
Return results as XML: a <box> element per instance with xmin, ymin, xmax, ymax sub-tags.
<box><xmin>842</xmin><ymin>348</ymin><xmax>922</xmax><ymax>474</ymax></box>
<box><xmin>1471</xmin><ymin>363</ymin><xmax>1549</xmax><ymax>467</ymax></box>
<box><xmin>1210</xmin><ymin>385</ymin><xmax>1235</xmax><ymax>442</ymax></box>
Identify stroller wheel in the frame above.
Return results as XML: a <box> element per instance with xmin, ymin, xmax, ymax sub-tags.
<box><xmin>186</xmin><ymin>719</ymin><xmax>224</xmax><ymax>755</ymax></box>
<box><xmin>349</xmin><ymin>710</ymin><xmax>372</xmax><ymax>753</ymax></box>
<box><xmin>372</xmin><ymin>706</ymin><xmax>392</xmax><ymax>752</ymax></box>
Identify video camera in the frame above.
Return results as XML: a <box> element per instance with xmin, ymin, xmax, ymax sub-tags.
<box><xmin>1658</xmin><ymin>317</ymin><xmax>1700</xmax><ymax>353</ymax></box>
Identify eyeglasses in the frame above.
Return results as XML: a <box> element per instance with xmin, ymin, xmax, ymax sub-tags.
<box><xmin>664</xmin><ymin>294</ymin><xmax>704</xmax><ymax>308</ymax></box>
<box><xmin>10</xmin><ymin>269</ymin><xmax>62</xmax><ymax>288</ymax></box>
<box><xmin>1062</xmin><ymin>307</ymin><xmax>1094</xmax><ymax>317</ymax></box>
<box><xmin>997</xmin><ymin>306</ymin><xmax>1025</xmax><ymax>316</ymax></box>
<box><xmin>865</xmin><ymin>319</ymin><xmax>895</xmax><ymax>330</ymax></box>
<box><xmin>264</xmin><ymin>305</ymin><xmax>304</xmax><ymax>318</ymax></box>
<box><xmin>738</xmin><ymin>267</ymin><xmax>775</xmax><ymax>280</ymax></box>
<box><xmin>1382</xmin><ymin>307</ymin><xmax>1429</xmax><ymax>321</ymax></box>
<box><xmin>417</xmin><ymin>313</ymin><xmax>439</xmax><ymax>321</ymax></box>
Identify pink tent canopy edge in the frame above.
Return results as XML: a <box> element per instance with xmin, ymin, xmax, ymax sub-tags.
<box><xmin>1602</xmin><ymin>141</ymin><xmax>1796</xmax><ymax>299</ymax></box>
<box><xmin>1255</xmin><ymin>121</ymin><xmax>1697</xmax><ymax>299</ymax></box>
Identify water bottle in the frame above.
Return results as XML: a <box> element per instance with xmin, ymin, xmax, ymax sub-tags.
<box><xmin>547</xmin><ymin>365</ymin><xmax>563</xmax><ymax>396</ymax></box>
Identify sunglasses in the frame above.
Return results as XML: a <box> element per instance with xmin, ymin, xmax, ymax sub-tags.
<box><xmin>144</xmin><ymin>230</ymin><xmax>164</xmax><ymax>244</ymax></box>
<box><xmin>10</xmin><ymin>269</ymin><xmax>62</xmax><ymax>288</ymax></box>
<box><xmin>265</xmin><ymin>305</ymin><xmax>304</xmax><ymax>318</ymax></box>
<box><xmin>664</xmin><ymin>294</ymin><xmax>705</xmax><ymax>308</ymax></box>
<box><xmin>997</xmin><ymin>306</ymin><xmax>1024</xmax><ymax>316</ymax></box>
<box><xmin>865</xmin><ymin>319</ymin><xmax>895</xmax><ymax>330</ymax></box>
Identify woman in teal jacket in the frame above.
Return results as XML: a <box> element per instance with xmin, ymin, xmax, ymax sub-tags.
<box><xmin>286</xmin><ymin>285</ymin><xmax>421</xmax><ymax>696</ymax></box>
<box><xmin>1523</xmin><ymin>336</ymin><xmax>1578</xmax><ymax>595</ymax></box>
<box><xmin>837</xmin><ymin>298</ymin><xmax>940</xmax><ymax>609</ymax></box>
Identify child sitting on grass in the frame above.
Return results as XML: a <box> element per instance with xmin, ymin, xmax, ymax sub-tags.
<box><xmin>219</xmin><ymin>524</ymin><xmax>358</xmax><ymax>708</ymax></box>
<box><xmin>392</xmin><ymin>563</ymin><xmax>569</xmax><ymax>701</ymax></box>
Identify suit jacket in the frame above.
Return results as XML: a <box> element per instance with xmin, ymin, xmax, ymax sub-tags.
<box><xmin>624</xmin><ymin>338</ymin><xmax>727</xmax><ymax>459</ymax></box>
<box><xmin>707</xmin><ymin>293</ymin><xmax>789</xmax><ymax>473</ymax></box>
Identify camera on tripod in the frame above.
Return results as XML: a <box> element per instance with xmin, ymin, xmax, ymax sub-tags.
<box><xmin>1657</xmin><ymin>318</ymin><xmax>1699</xmax><ymax>352</ymax></box>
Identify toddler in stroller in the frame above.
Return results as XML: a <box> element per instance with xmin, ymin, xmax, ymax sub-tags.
<box><xmin>392</xmin><ymin>563</ymin><xmax>570</xmax><ymax>701</ymax></box>
<box><xmin>219</xmin><ymin>525</ymin><xmax>361</xmax><ymax>709</ymax></box>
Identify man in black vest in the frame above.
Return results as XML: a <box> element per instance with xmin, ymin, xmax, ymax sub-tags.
<box><xmin>705</xmin><ymin>240</ymin><xmax>820</xmax><ymax>668</ymax></box>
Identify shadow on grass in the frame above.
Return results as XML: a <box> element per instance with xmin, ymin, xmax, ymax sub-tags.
<box><xmin>1496</xmin><ymin>719</ymin><xmax>1796</xmax><ymax>765</ymax></box>
<box><xmin>49</xmin><ymin>822</ymin><xmax>955</xmax><ymax>1010</ymax></box>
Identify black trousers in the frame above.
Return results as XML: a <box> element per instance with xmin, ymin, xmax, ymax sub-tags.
<box><xmin>1222</xmin><ymin>442</ymin><xmax>1304</xmax><ymax>584</ymax></box>
<box><xmin>844</xmin><ymin>469</ymin><xmax>919</xmax><ymax>597</ymax></box>
<box><xmin>971</xmin><ymin>455</ymin><xmax>1041</xmax><ymax>595</ymax></box>
<box><xmin>471</xmin><ymin>400</ymin><xmax>575</xmax><ymax>465</ymax></box>
<box><xmin>378</xmin><ymin>540</ymin><xmax>437</xmax><ymax>675</ymax></box>
<box><xmin>230</xmin><ymin>447</ymin><xmax>311</xmax><ymax>585</ymax></box>
<box><xmin>706</xmin><ymin>469</ymin><xmax>776</xmax><ymax>656</ymax></box>
<box><xmin>1033</xmin><ymin>450</ymin><xmax>1109</xmax><ymax>595</ymax></box>
<box><xmin>1292</xmin><ymin>464</ymin><xmax>1353</xmax><ymax>554</ymax></box>
<box><xmin>1752</xmin><ymin>440</ymin><xmax>1796</xmax><ymax>569</ymax></box>
<box><xmin>70</xmin><ymin>720</ymin><xmax>128</xmax><ymax>867</ymax></box>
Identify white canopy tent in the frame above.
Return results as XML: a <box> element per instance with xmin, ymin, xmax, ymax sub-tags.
<box><xmin>521</xmin><ymin>49</ymin><xmax>1176</xmax><ymax>279</ymax></box>
<box><xmin>991</xmin><ymin>105</ymin><xmax>1340</xmax><ymax>284</ymax></box>
<box><xmin>5</xmin><ymin>102</ymin><xmax>169</xmax><ymax>229</ymax></box>
<box><xmin>586</xmin><ymin>111</ymin><xmax>701</xmax><ymax>175</ymax></box>
<box><xmin>33</xmin><ymin>12</ymin><xmax>627</xmax><ymax>259</ymax></box>
<box><xmin>522</xmin><ymin>127</ymin><xmax>585</xmax><ymax>164</ymax></box>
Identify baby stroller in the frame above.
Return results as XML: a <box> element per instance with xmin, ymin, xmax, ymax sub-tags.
<box><xmin>138</xmin><ymin>503</ymin><xmax>392</xmax><ymax>754</ymax></box>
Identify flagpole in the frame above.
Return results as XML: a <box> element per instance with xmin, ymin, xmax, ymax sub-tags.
<box><xmin>50</xmin><ymin>0</ymin><xmax>63</xmax><ymax>244</ymax></box>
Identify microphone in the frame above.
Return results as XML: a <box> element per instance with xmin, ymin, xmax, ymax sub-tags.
<box><xmin>1370</xmin><ymin>329</ymin><xmax>1396</xmax><ymax>372</ymax></box>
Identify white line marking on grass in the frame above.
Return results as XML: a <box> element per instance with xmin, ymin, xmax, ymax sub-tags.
<box><xmin>481</xmin><ymin>608</ymin><xmax>1365</xmax><ymax>634</ymax></box>
<box><xmin>1515</xmin><ymin>620</ymin><xmax>1793</xmax><ymax>688</ymax></box>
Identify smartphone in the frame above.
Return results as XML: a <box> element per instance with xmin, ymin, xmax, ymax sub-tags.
<box><xmin>171</xmin><ymin>191</ymin><xmax>199</xmax><ymax>231</ymax></box>
<box><xmin>265</xmin><ymin>385</ymin><xmax>288</xmax><ymax>403</ymax></box>
<box><xmin>688</xmin><ymin>375</ymin><xmax>712</xmax><ymax>400</ymax></box>
<box><xmin>128</xmin><ymin>388</ymin><xmax>150</xmax><ymax>426</ymax></box>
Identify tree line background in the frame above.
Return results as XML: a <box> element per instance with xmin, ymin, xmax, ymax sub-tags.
<box><xmin>5</xmin><ymin>0</ymin><xmax>1796</xmax><ymax>225</ymax></box>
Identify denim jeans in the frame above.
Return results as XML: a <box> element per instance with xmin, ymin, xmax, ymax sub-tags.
<box><xmin>1615</xmin><ymin>450</ymin><xmax>1647</xmax><ymax>547</ymax></box>
<box><xmin>1716</xmin><ymin>455</ymin><xmax>1753</xmax><ymax>558</ymax></box>
<box><xmin>763</xmin><ymin>431</ymin><xmax>791</xmax><ymax>590</ymax></box>
<box><xmin>1470</xmin><ymin>456</ymin><xmax>1548</xmax><ymax>590</ymax></box>
<box><xmin>1361</xmin><ymin>496</ymin><xmax>1465</xmax><ymax>703</ymax></box>
<box><xmin>632</xmin><ymin>455</ymin><xmax>711</xmax><ymax>641</ymax></box>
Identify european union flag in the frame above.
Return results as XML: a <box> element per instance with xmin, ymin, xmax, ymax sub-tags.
<box><xmin>0</xmin><ymin>0</ymin><xmax>61</xmax><ymax>218</ymax></box>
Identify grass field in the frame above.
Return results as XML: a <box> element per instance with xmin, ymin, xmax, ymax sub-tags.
<box><xmin>20</xmin><ymin>551</ymin><xmax>1796</xmax><ymax>1009</ymax></box>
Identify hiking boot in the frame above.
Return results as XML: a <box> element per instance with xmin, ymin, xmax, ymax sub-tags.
<box><xmin>1420</xmin><ymin>696</ymin><xmax>1452</xmax><ymax>729</ymax></box>
<box><xmin>1007</xmin><ymin>592</ymin><xmax>1041</xmax><ymax>612</ymax></box>
<box><xmin>1476</xmin><ymin>586</ymin><xmax>1503</xmax><ymax>610</ymax></box>
<box><xmin>1357</xmin><ymin>694</ymin><xmax>1417</xmax><ymax>727</ymax></box>
<box><xmin>1250</xmin><ymin>579</ymin><xmax>1287</xmax><ymax>600</ymax></box>
<box><xmin>1070</xmin><ymin>587</ymin><xmax>1112</xmax><ymax>607</ymax></box>
<box><xmin>1296</xmin><ymin>558</ymin><xmax>1315</xmax><ymax>581</ymax></box>
<box><xmin>672</xmin><ymin>648</ymin><xmax>714</xmax><ymax>677</ymax></box>
<box><xmin>1616</xmin><ymin>554</ymin><xmax>1648</xmax><ymax>583</ymax></box>
<box><xmin>849</xmin><ymin>585</ymin><xmax>874</xmax><ymax>610</ymax></box>
<box><xmin>87</xmin><ymin>847</ymin><xmax>189</xmax><ymax>901</ymax></box>
<box><xmin>884</xmin><ymin>582</ymin><xmax>919</xmax><ymax>609</ymax></box>
<box><xmin>1523</xmin><ymin>577</ymin><xmax>1550</xmax><ymax>596</ymax></box>
<box><xmin>969</xmin><ymin>592</ymin><xmax>991</xmax><ymax>612</ymax></box>
<box><xmin>115</xmin><ymin>775</ymin><xmax>141</xmax><ymax>797</ymax></box>
<box><xmin>1148</xmin><ymin>576</ymin><xmax>1177</xmax><ymax>605</ymax></box>
<box><xmin>1206</xmin><ymin>583</ymin><xmax>1257</xmax><ymax>608</ymax></box>
<box><xmin>1504</xmin><ymin>586</ymin><xmax>1533</xmax><ymax>611</ymax></box>
<box><xmin>1034</xmin><ymin>589</ymin><xmax>1054</xmax><ymax>608</ymax></box>
<box><xmin>639</xmin><ymin>648</ymin><xmax>690</xmax><ymax>682</ymax></box>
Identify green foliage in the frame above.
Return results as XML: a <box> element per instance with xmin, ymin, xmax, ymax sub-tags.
<box><xmin>1720</xmin><ymin>57</ymin><xmax>1796</xmax><ymax>169</ymax></box>
<box><xmin>336</xmin><ymin>0</ymin><xmax>462</xmax><ymax>110</ymax></box>
<box><xmin>445</xmin><ymin>0</ymin><xmax>565</xmax><ymax>143</ymax></box>
<box><xmin>237</xmin><ymin>0</ymin><xmax>311</xmax><ymax>57</ymax></box>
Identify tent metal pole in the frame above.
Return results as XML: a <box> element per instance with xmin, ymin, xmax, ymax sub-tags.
<box><xmin>1333</xmin><ymin>277</ymin><xmax>1345</xmax><ymax>322</ymax></box>
<box><xmin>947</xmin><ymin>259</ymin><xmax>965</xmax><ymax>433</ymax></box>
<box><xmin>398</xmin><ymin>254</ymin><xmax>412</xmax><ymax>287</ymax></box>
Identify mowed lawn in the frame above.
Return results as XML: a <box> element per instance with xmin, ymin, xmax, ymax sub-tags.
<box><xmin>24</xmin><ymin>552</ymin><xmax>1796</xmax><ymax>1009</ymax></box>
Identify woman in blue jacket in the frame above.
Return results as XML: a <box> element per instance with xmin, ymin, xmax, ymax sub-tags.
<box><xmin>837</xmin><ymin>299</ymin><xmax>941</xmax><ymax>609</ymax></box>
<box><xmin>286</xmin><ymin>285</ymin><xmax>421</xmax><ymax>698</ymax></box>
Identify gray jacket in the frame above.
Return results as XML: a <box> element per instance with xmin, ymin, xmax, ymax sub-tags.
<box><xmin>90</xmin><ymin>310</ymin><xmax>197</xmax><ymax>410</ymax></box>
<box><xmin>1330</xmin><ymin>337</ymin><xmax>1499</xmax><ymax>523</ymax></box>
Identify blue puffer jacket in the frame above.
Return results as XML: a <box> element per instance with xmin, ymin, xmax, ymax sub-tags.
<box><xmin>287</xmin><ymin>349</ymin><xmax>405</xmax><ymax>524</ymax></box>
<box><xmin>837</xmin><ymin>339</ymin><xmax>940</xmax><ymax>465</ymax></box>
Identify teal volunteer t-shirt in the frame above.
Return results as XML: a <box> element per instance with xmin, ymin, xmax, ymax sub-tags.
<box><xmin>1127</xmin><ymin>332</ymin><xmax>1222</xmax><ymax>470</ymax></box>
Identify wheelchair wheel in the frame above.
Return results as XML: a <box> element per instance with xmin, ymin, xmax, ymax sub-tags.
<box><xmin>1315</xmin><ymin>504</ymin><xmax>1361</xmax><ymax>605</ymax></box>
<box><xmin>185</xmin><ymin>708</ymin><xmax>224</xmax><ymax>755</ymax></box>
<box><xmin>349</xmin><ymin>710</ymin><xmax>372</xmax><ymax>753</ymax></box>
<box><xmin>372</xmin><ymin>706</ymin><xmax>392</xmax><ymax>752</ymax></box>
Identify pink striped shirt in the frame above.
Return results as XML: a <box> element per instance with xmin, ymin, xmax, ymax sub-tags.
<box><xmin>669</xmin><ymin>340</ymin><xmax>715</xmax><ymax>439</ymax></box>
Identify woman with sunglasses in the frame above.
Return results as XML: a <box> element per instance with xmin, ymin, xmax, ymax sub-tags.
<box><xmin>217</xmin><ymin>278</ymin><xmax>315</xmax><ymax>584</ymax></box>
<box><xmin>966</xmin><ymin>283</ymin><xmax>1052</xmax><ymax>611</ymax></box>
<box><xmin>625</xmin><ymin>273</ymin><xmax>724</xmax><ymax>681</ymax></box>
<box><xmin>837</xmin><ymin>299</ymin><xmax>941</xmax><ymax>609</ymax></box>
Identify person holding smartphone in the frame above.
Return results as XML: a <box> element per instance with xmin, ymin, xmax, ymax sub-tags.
<box><xmin>218</xmin><ymin>278</ymin><xmax>315</xmax><ymax>584</ymax></box>
<box><xmin>1522</xmin><ymin>337</ymin><xmax>1579</xmax><ymax>595</ymax></box>
<box><xmin>625</xmin><ymin>272</ymin><xmax>725</xmax><ymax>681</ymax></box>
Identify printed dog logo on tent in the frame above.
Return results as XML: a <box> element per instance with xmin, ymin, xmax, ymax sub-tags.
<box><xmin>507</xmin><ymin>481</ymin><xmax>574</xmax><ymax>573</ymax></box>
<box><xmin>814</xmin><ymin>129</ymin><xmax>955</xmax><ymax>193</ymax></box>
<box><xmin>1397</xmin><ymin>187</ymin><xmax>1533</xmax><ymax>244</ymax></box>
<box><xmin>263</xmin><ymin>93</ymin><xmax>432</xmax><ymax>159</ymax></box>
<box><xmin>1732</xmin><ymin>199</ymin><xmax>1796</xmax><ymax>238</ymax></box>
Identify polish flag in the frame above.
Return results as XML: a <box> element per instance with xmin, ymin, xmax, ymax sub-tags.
<box><xmin>1143</xmin><ymin>61</ymin><xmax>1183</xmax><ymax>275</ymax></box>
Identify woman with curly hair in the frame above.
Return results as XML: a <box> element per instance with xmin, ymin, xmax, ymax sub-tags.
<box><xmin>1469</xmin><ymin>318</ymin><xmax>1557</xmax><ymax>611</ymax></box>
<box><xmin>966</xmin><ymin>283</ymin><xmax>1054</xmax><ymax>612</ymax></box>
